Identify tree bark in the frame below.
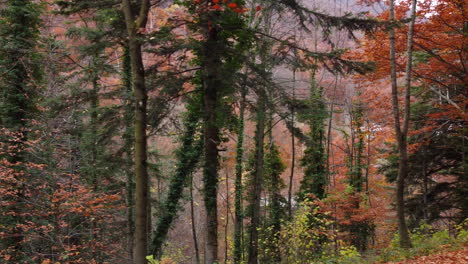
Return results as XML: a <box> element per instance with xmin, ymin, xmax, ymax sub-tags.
<box><xmin>248</xmin><ymin>88</ymin><xmax>267</xmax><ymax>264</ymax></box>
<box><xmin>234</xmin><ymin>85</ymin><xmax>246</xmax><ymax>263</ymax></box>
<box><xmin>121</xmin><ymin>0</ymin><xmax>151</xmax><ymax>262</ymax></box>
<box><xmin>202</xmin><ymin>24</ymin><xmax>222</xmax><ymax>264</ymax></box>
<box><xmin>190</xmin><ymin>175</ymin><xmax>201</xmax><ymax>264</ymax></box>
<box><xmin>388</xmin><ymin>0</ymin><xmax>415</xmax><ymax>249</ymax></box>
<box><xmin>122</xmin><ymin>45</ymin><xmax>135</xmax><ymax>263</ymax></box>
<box><xmin>288</xmin><ymin>70</ymin><xmax>296</xmax><ymax>218</ymax></box>
<box><xmin>224</xmin><ymin>170</ymin><xmax>230</xmax><ymax>264</ymax></box>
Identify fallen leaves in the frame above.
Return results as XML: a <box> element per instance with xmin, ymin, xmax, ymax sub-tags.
<box><xmin>388</xmin><ymin>245</ymin><xmax>468</xmax><ymax>264</ymax></box>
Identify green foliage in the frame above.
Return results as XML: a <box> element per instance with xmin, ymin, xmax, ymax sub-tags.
<box><xmin>0</xmin><ymin>1</ymin><xmax>43</xmax><ymax>261</ymax></box>
<box><xmin>348</xmin><ymin>99</ymin><xmax>365</xmax><ymax>193</ymax></box>
<box><xmin>146</xmin><ymin>255</ymin><xmax>159</xmax><ymax>264</ymax></box>
<box><xmin>259</xmin><ymin>143</ymin><xmax>287</xmax><ymax>263</ymax></box>
<box><xmin>277</xmin><ymin>202</ymin><xmax>330</xmax><ymax>263</ymax></box>
<box><xmin>0</xmin><ymin>0</ymin><xmax>43</xmax><ymax>129</ymax></box>
<box><xmin>456</xmin><ymin>220</ymin><xmax>468</xmax><ymax>244</ymax></box>
<box><xmin>151</xmin><ymin>93</ymin><xmax>203</xmax><ymax>257</ymax></box>
<box><xmin>374</xmin><ymin>222</ymin><xmax>467</xmax><ymax>263</ymax></box>
<box><xmin>147</xmin><ymin>242</ymin><xmax>190</xmax><ymax>263</ymax></box>
<box><xmin>380</xmin><ymin>94</ymin><xmax>467</xmax><ymax>228</ymax></box>
<box><xmin>266</xmin><ymin>201</ymin><xmax>364</xmax><ymax>264</ymax></box>
<box><xmin>298</xmin><ymin>81</ymin><xmax>328</xmax><ymax>201</ymax></box>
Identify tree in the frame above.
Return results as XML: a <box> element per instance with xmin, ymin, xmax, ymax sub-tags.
<box><xmin>297</xmin><ymin>77</ymin><xmax>328</xmax><ymax>201</ymax></box>
<box><xmin>247</xmin><ymin>85</ymin><xmax>267</xmax><ymax>264</ymax></box>
<box><xmin>0</xmin><ymin>0</ymin><xmax>42</xmax><ymax>261</ymax></box>
<box><xmin>186</xmin><ymin>1</ymin><xmax>250</xmax><ymax>262</ymax></box>
<box><xmin>151</xmin><ymin>94</ymin><xmax>203</xmax><ymax>258</ymax></box>
<box><xmin>233</xmin><ymin>75</ymin><xmax>247</xmax><ymax>263</ymax></box>
<box><xmin>378</xmin><ymin>0</ymin><xmax>466</xmax><ymax>230</ymax></box>
<box><xmin>0</xmin><ymin>129</ymin><xmax>124</xmax><ymax>263</ymax></box>
<box><xmin>388</xmin><ymin>0</ymin><xmax>416</xmax><ymax>248</ymax></box>
<box><xmin>259</xmin><ymin>143</ymin><xmax>287</xmax><ymax>263</ymax></box>
<box><xmin>121</xmin><ymin>0</ymin><xmax>151</xmax><ymax>262</ymax></box>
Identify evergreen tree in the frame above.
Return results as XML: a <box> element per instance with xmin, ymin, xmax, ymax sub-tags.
<box><xmin>65</xmin><ymin>10</ymin><xmax>122</xmax><ymax>189</ymax></box>
<box><xmin>342</xmin><ymin>97</ymin><xmax>375</xmax><ymax>252</ymax></box>
<box><xmin>185</xmin><ymin>1</ymin><xmax>250</xmax><ymax>262</ymax></box>
<box><xmin>0</xmin><ymin>0</ymin><xmax>42</xmax><ymax>261</ymax></box>
<box><xmin>259</xmin><ymin>143</ymin><xmax>287</xmax><ymax>263</ymax></box>
<box><xmin>0</xmin><ymin>0</ymin><xmax>42</xmax><ymax>130</ymax></box>
<box><xmin>297</xmin><ymin>76</ymin><xmax>327</xmax><ymax>201</ymax></box>
<box><xmin>349</xmin><ymin>99</ymin><xmax>365</xmax><ymax>193</ymax></box>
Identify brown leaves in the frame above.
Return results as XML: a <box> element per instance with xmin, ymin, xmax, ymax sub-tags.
<box><xmin>388</xmin><ymin>246</ymin><xmax>468</xmax><ymax>264</ymax></box>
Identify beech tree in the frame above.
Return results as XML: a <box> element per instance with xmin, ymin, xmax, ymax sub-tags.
<box><xmin>121</xmin><ymin>0</ymin><xmax>152</xmax><ymax>262</ymax></box>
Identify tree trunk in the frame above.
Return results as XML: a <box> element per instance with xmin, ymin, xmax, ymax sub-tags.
<box><xmin>234</xmin><ymin>85</ymin><xmax>246</xmax><ymax>263</ymax></box>
<box><xmin>122</xmin><ymin>45</ymin><xmax>135</xmax><ymax>263</ymax></box>
<box><xmin>121</xmin><ymin>0</ymin><xmax>151</xmax><ymax>262</ymax></box>
<box><xmin>388</xmin><ymin>0</ymin><xmax>415</xmax><ymax>249</ymax></box>
<box><xmin>202</xmin><ymin>26</ymin><xmax>222</xmax><ymax>264</ymax></box>
<box><xmin>191</xmin><ymin>175</ymin><xmax>201</xmax><ymax>264</ymax></box>
<box><xmin>248</xmin><ymin>88</ymin><xmax>267</xmax><ymax>264</ymax></box>
<box><xmin>288</xmin><ymin>70</ymin><xmax>296</xmax><ymax>218</ymax></box>
<box><xmin>224</xmin><ymin>170</ymin><xmax>230</xmax><ymax>264</ymax></box>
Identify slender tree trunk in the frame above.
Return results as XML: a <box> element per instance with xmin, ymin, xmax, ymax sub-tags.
<box><xmin>90</xmin><ymin>74</ymin><xmax>99</xmax><ymax>189</ymax></box>
<box><xmin>288</xmin><ymin>70</ymin><xmax>296</xmax><ymax>218</ymax></box>
<box><xmin>365</xmin><ymin>123</ymin><xmax>371</xmax><ymax>196</ymax></box>
<box><xmin>234</xmin><ymin>85</ymin><xmax>246</xmax><ymax>263</ymax></box>
<box><xmin>248</xmin><ymin>88</ymin><xmax>267</xmax><ymax>264</ymax></box>
<box><xmin>355</xmin><ymin>101</ymin><xmax>364</xmax><ymax>193</ymax></box>
<box><xmin>388</xmin><ymin>0</ymin><xmax>415</xmax><ymax>249</ymax></box>
<box><xmin>190</xmin><ymin>175</ymin><xmax>201</xmax><ymax>264</ymax></box>
<box><xmin>122</xmin><ymin>45</ymin><xmax>135</xmax><ymax>263</ymax></box>
<box><xmin>422</xmin><ymin>147</ymin><xmax>428</xmax><ymax>221</ymax></box>
<box><xmin>121</xmin><ymin>0</ymin><xmax>151</xmax><ymax>262</ymax></box>
<box><xmin>89</xmin><ymin>71</ymin><xmax>99</xmax><ymax>261</ymax></box>
<box><xmin>224</xmin><ymin>170</ymin><xmax>230</xmax><ymax>264</ymax></box>
<box><xmin>130</xmin><ymin>37</ymin><xmax>149</xmax><ymax>263</ymax></box>
<box><xmin>268</xmin><ymin>114</ymin><xmax>282</xmax><ymax>263</ymax></box>
<box><xmin>327</xmin><ymin>76</ymin><xmax>338</xmax><ymax>185</ymax></box>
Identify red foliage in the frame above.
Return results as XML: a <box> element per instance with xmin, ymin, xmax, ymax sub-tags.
<box><xmin>0</xmin><ymin>129</ymin><xmax>126</xmax><ymax>263</ymax></box>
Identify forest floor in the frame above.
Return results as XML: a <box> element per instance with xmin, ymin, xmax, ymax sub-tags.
<box><xmin>386</xmin><ymin>245</ymin><xmax>468</xmax><ymax>264</ymax></box>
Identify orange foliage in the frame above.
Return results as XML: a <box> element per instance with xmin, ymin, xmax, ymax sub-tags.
<box><xmin>388</xmin><ymin>245</ymin><xmax>468</xmax><ymax>264</ymax></box>
<box><xmin>0</xmin><ymin>128</ymin><xmax>125</xmax><ymax>263</ymax></box>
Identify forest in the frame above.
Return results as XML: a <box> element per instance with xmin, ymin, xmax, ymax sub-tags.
<box><xmin>0</xmin><ymin>0</ymin><xmax>466</xmax><ymax>263</ymax></box>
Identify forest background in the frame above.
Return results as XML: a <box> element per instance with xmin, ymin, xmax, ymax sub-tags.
<box><xmin>0</xmin><ymin>0</ymin><xmax>465</xmax><ymax>263</ymax></box>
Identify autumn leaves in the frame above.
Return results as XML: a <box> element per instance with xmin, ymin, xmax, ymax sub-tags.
<box><xmin>192</xmin><ymin>0</ymin><xmax>261</xmax><ymax>14</ymax></box>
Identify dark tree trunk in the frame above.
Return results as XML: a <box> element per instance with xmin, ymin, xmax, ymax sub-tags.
<box><xmin>202</xmin><ymin>26</ymin><xmax>222</xmax><ymax>264</ymax></box>
<box><xmin>248</xmin><ymin>88</ymin><xmax>267</xmax><ymax>264</ymax></box>
<box><xmin>122</xmin><ymin>45</ymin><xmax>135</xmax><ymax>263</ymax></box>
<box><xmin>191</xmin><ymin>175</ymin><xmax>201</xmax><ymax>264</ymax></box>
<box><xmin>288</xmin><ymin>70</ymin><xmax>296</xmax><ymax>218</ymax></box>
